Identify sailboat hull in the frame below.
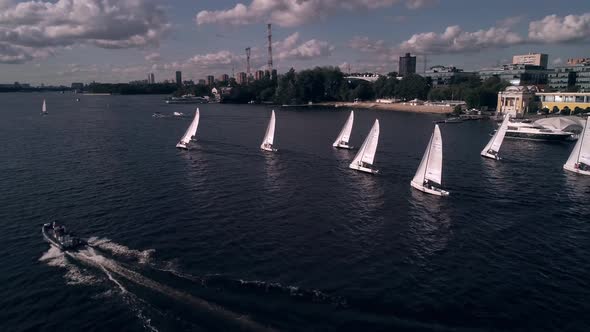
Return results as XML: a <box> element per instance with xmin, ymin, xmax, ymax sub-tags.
<box><xmin>349</xmin><ymin>163</ymin><xmax>378</xmax><ymax>174</ymax></box>
<box><xmin>333</xmin><ymin>143</ymin><xmax>353</xmax><ymax>149</ymax></box>
<box><xmin>481</xmin><ymin>152</ymin><xmax>500</xmax><ymax>160</ymax></box>
<box><xmin>176</xmin><ymin>142</ymin><xmax>189</xmax><ymax>149</ymax></box>
<box><xmin>563</xmin><ymin>164</ymin><xmax>590</xmax><ymax>176</ymax></box>
<box><xmin>261</xmin><ymin>145</ymin><xmax>277</xmax><ymax>152</ymax></box>
<box><xmin>411</xmin><ymin>181</ymin><xmax>450</xmax><ymax>196</ymax></box>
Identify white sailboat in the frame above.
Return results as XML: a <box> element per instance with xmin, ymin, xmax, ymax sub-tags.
<box><xmin>175</xmin><ymin>108</ymin><xmax>200</xmax><ymax>149</ymax></box>
<box><xmin>564</xmin><ymin>118</ymin><xmax>590</xmax><ymax>176</ymax></box>
<box><xmin>333</xmin><ymin>111</ymin><xmax>354</xmax><ymax>149</ymax></box>
<box><xmin>260</xmin><ymin>110</ymin><xmax>277</xmax><ymax>152</ymax></box>
<box><xmin>481</xmin><ymin>114</ymin><xmax>510</xmax><ymax>160</ymax></box>
<box><xmin>411</xmin><ymin>124</ymin><xmax>449</xmax><ymax>196</ymax></box>
<box><xmin>349</xmin><ymin>119</ymin><xmax>379</xmax><ymax>174</ymax></box>
<box><xmin>41</xmin><ymin>99</ymin><xmax>47</xmax><ymax>115</ymax></box>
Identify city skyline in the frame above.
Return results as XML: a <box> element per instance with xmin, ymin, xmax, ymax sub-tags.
<box><xmin>0</xmin><ymin>0</ymin><xmax>589</xmax><ymax>85</ymax></box>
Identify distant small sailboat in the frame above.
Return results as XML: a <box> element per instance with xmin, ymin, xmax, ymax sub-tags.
<box><xmin>333</xmin><ymin>111</ymin><xmax>354</xmax><ymax>149</ymax></box>
<box><xmin>349</xmin><ymin>119</ymin><xmax>379</xmax><ymax>174</ymax></box>
<box><xmin>481</xmin><ymin>114</ymin><xmax>510</xmax><ymax>160</ymax></box>
<box><xmin>41</xmin><ymin>99</ymin><xmax>47</xmax><ymax>115</ymax></box>
<box><xmin>176</xmin><ymin>108</ymin><xmax>200</xmax><ymax>149</ymax></box>
<box><xmin>564</xmin><ymin>118</ymin><xmax>590</xmax><ymax>176</ymax></box>
<box><xmin>411</xmin><ymin>124</ymin><xmax>449</xmax><ymax>196</ymax></box>
<box><xmin>260</xmin><ymin>110</ymin><xmax>277</xmax><ymax>152</ymax></box>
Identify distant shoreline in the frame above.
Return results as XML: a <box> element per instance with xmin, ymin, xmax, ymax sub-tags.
<box><xmin>316</xmin><ymin>101</ymin><xmax>452</xmax><ymax>114</ymax></box>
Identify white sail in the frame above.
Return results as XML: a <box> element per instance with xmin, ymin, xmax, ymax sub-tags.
<box><xmin>42</xmin><ymin>99</ymin><xmax>47</xmax><ymax>114</ymax></box>
<box><xmin>565</xmin><ymin>118</ymin><xmax>590</xmax><ymax>167</ymax></box>
<box><xmin>413</xmin><ymin>125</ymin><xmax>443</xmax><ymax>185</ymax></box>
<box><xmin>179</xmin><ymin>108</ymin><xmax>200</xmax><ymax>145</ymax></box>
<box><xmin>481</xmin><ymin>114</ymin><xmax>510</xmax><ymax>155</ymax></box>
<box><xmin>350</xmin><ymin>119</ymin><xmax>379</xmax><ymax>166</ymax></box>
<box><xmin>333</xmin><ymin>111</ymin><xmax>354</xmax><ymax>147</ymax></box>
<box><xmin>261</xmin><ymin>110</ymin><xmax>276</xmax><ymax>148</ymax></box>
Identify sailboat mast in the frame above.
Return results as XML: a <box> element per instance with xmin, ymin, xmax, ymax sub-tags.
<box><xmin>422</xmin><ymin>133</ymin><xmax>434</xmax><ymax>182</ymax></box>
<box><xmin>577</xmin><ymin>119</ymin><xmax>588</xmax><ymax>163</ymax></box>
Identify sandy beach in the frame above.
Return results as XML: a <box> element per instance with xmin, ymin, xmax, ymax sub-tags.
<box><xmin>318</xmin><ymin>101</ymin><xmax>453</xmax><ymax>114</ymax></box>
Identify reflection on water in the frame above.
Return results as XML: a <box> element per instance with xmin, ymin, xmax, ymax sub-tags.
<box><xmin>263</xmin><ymin>151</ymin><xmax>283</xmax><ymax>194</ymax></box>
<box><xmin>408</xmin><ymin>189</ymin><xmax>451</xmax><ymax>260</ymax></box>
<box><xmin>563</xmin><ymin>172</ymin><xmax>590</xmax><ymax>203</ymax></box>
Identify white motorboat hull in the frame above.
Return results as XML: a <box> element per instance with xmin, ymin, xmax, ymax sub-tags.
<box><xmin>481</xmin><ymin>152</ymin><xmax>500</xmax><ymax>160</ymax></box>
<box><xmin>333</xmin><ymin>143</ymin><xmax>353</xmax><ymax>149</ymax></box>
<box><xmin>349</xmin><ymin>163</ymin><xmax>378</xmax><ymax>174</ymax></box>
<box><xmin>411</xmin><ymin>181</ymin><xmax>449</xmax><ymax>196</ymax></box>
<box><xmin>563</xmin><ymin>164</ymin><xmax>590</xmax><ymax>176</ymax></box>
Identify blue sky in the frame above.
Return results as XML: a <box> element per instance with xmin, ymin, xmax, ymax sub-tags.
<box><xmin>0</xmin><ymin>0</ymin><xmax>589</xmax><ymax>85</ymax></box>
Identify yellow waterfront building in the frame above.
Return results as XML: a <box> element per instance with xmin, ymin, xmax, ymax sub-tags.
<box><xmin>537</xmin><ymin>92</ymin><xmax>590</xmax><ymax>111</ymax></box>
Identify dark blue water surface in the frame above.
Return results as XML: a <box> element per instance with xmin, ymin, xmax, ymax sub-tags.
<box><xmin>1</xmin><ymin>93</ymin><xmax>590</xmax><ymax>332</ymax></box>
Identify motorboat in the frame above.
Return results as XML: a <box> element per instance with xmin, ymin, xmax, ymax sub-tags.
<box><xmin>505</xmin><ymin>121</ymin><xmax>575</xmax><ymax>141</ymax></box>
<box><xmin>42</xmin><ymin>222</ymin><xmax>86</xmax><ymax>250</ymax></box>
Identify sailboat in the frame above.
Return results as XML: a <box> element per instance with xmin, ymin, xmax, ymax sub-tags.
<box><xmin>333</xmin><ymin>111</ymin><xmax>354</xmax><ymax>149</ymax></box>
<box><xmin>349</xmin><ymin>119</ymin><xmax>379</xmax><ymax>174</ymax></box>
<box><xmin>260</xmin><ymin>110</ymin><xmax>277</xmax><ymax>152</ymax></box>
<box><xmin>41</xmin><ymin>99</ymin><xmax>47</xmax><ymax>115</ymax></box>
<box><xmin>563</xmin><ymin>118</ymin><xmax>590</xmax><ymax>176</ymax></box>
<box><xmin>411</xmin><ymin>124</ymin><xmax>449</xmax><ymax>196</ymax></box>
<box><xmin>481</xmin><ymin>114</ymin><xmax>510</xmax><ymax>160</ymax></box>
<box><xmin>175</xmin><ymin>108</ymin><xmax>200</xmax><ymax>149</ymax></box>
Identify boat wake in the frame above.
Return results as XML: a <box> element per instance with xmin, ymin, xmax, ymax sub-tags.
<box><xmin>40</xmin><ymin>242</ymin><xmax>276</xmax><ymax>332</ymax></box>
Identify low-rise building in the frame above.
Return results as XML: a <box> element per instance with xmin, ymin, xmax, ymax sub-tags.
<box><xmin>424</xmin><ymin>66</ymin><xmax>477</xmax><ymax>87</ymax></box>
<box><xmin>478</xmin><ymin>64</ymin><xmax>549</xmax><ymax>86</ymax></box>
<box><xmin>497</xmin><ymin>86</ymin><xmax>539</xmax><ymax>116</ymax></box>
<box><xmin>537</xmin><ymin>92</ymin><xmax>590</xmax><ymax>111</ymax></box>
<box><xmin>548</xmin><ymin>63</ymin><xmax>590</xmax><ymax>92</ymax></box>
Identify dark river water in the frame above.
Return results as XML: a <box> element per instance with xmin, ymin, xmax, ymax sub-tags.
<box><xmin>1</xmin><ymin>93</ymin><xmax>589</xmax><ymax>332</ymax></box>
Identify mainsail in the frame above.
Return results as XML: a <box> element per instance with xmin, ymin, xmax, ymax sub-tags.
<box><xmin>413</xmin><ymin>125</ymin><xmax>443</xmax><ymax>185</ymax></box>
<box><xmin>333</xmin><ymin>111</ymin><xmax>354</xmax><ymax>147</ymax></box>
<box><xmin>481</xmin><ymin>114</ymin><xmax>510</xmax><ymax>155</ymax></box>
<box><xmin>178</xmin><ymin>108</ymin><xmax>200</xmax><ymax>145</ymax></box>
<box><xmin>565</xmin><ymin>118</ymin><xmax>590</xmax><ymax>168</ymax></box>
<box><xmin>42</xmin><ymin>99</ymin><xmax>47</xmax><ymax>114</ymax></box>
<box><xmin>350</xmin><ymin>119</ymin><xmax>379</xmax><ymax>166</ymax></box>
<box><xmin>261</xmin><ymin>110</ymin><xmax>276</xmax><ymax>148</ymax></box>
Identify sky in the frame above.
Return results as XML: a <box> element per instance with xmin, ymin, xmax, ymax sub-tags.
<box><xmin>0</xmin><ymin>0</ymin><xmax>589</xmax><ymax>85</ymax></box>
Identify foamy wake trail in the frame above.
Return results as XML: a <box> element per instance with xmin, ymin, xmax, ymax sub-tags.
<box><xmin>39</xmin><ymin>246</ymin><xmax>99</xmax><ymax>285</ymax></box>
<box><xmin>87</xmin><ymin>237</ymin><xmax>155</xmax><ymax>265</ymax></box>
<box><xmin>40</xmin><ymin>246</ymin><xmax>158</xmax><ymax>332</ymax></box>
<box><xmin>71</xmin><ymin>247</ymin><xmax>276</xmax><ymax>332</ymax></box>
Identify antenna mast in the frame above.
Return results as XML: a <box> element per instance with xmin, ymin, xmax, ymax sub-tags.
<box><xmin>267</xmin><ymin>23</ymin><xmax>273</xmax><ymax>72</ymax></box>
<box><xmin>245</xmin><ymin>47</ymin><xmax>251</xmax><ymax>80</ymax></box>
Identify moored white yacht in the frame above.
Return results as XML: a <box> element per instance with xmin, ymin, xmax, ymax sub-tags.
<box><xmin>333</xmin><ymin>111</ymin><xmax>354</xmax><ymax>149</ymax></box>
<box><xmin>349</xmin><ymin>119</ymin><xmax>379</xmax><ymax>174</ymax></box>
<box><xmin>505</xmin><ymin>121</ymin><xmax>574</xmax><ymax>141</ymax></box>
<box><xmin>563</xmin><ymin>118</ymin><xmax>590</xmax><ymax>176</ymax></box>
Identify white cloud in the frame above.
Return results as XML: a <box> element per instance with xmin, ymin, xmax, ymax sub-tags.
<box><xmin>274</xmin><ymin>32</ymin><xmax>334</xmax><ymax>60</ymax></box>
<box><xmin>145</xmin><ymin>52</ymin><xmax>162</xmax><ymax>63</ymax></box>
<box><xmin>349</xmin><ymin>36</ymin><xmax>387</xmax><ymax>53</ymax></box>
<box><xmin>529</xmin><ymin>13</ymin><xmax>590</xmax><ymax>43</ymax></box>
<box><xmin>399</xmin><ymin>25</ymin><xmax>523</xmax><ymax>54</ymax></box>
<box><xmin>196</xmin><ymin>0</ymin><xmax>437</xmax><ymax>27</ymax></box>
<box><xmin>553</xmin><ymin>57</ymin><xmax>563</xmax><ymax>65</ymax></box>
<box><xmin>0</xmin><ymin>0</ymin><xmax>170</xmax><ymax>63</ymax></box>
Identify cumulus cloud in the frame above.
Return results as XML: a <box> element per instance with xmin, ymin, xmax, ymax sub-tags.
<box><xmin>196</xmin><ymin>0</ymin><xmax>437</xmax><ymax>27</ymax></box>
<box><xmin>0</xmin><ymin>0</ymin><xmax>170</xmax><ymax>63</ymax></box>
<box><xmin>349</xmin><ymin>36</ymin><xmax>387</xmax><ymax>53</ymax></box>
<box><xmin>529</xmin><ymin>13</ymin><xmax>590</xmax><ymax>43</ymax></box>
<box><xmin>274</xmin><ymin>32</ymin><xmax>334</xmax><ymax>60</ymax></box>
<box><xmin>145</xmin><ymin>52</ymin><xmax>162</xmax><ymax>63</ymax></box>
<box><xmin>399</xmin><ymin>25</ymin><xmax>523</xmax><ymax>54</ymax></box>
